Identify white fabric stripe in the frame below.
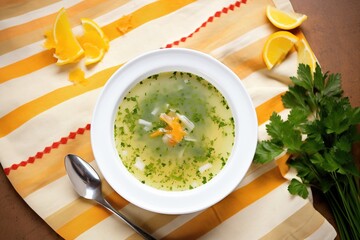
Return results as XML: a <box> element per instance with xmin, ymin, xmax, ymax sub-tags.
<box><xmin>24</xmin><ymin>160</ymin><xmax>97</xmax><ymax>219</ymax></box>
<box><xmin>210</xmin><ymin>24</ymin><xmax>273</xmax><ymax>60</ymax></box>
<box><xmin>0</xmin><ymin>41</ymin><xmax>44</xmax><ymax>68</ymax></box>
<box><xmin>152</xmin><ymin>212</ymin><xmax>199</xmax><ymax>238</ymax></box>
<box><xmin>24</xmin><ymin>174</ymin><xmax>79</xmax><ymax>219</ymax></box>
<box><xmin>0</xmin><ymin>0</ymin><xmax>82</xmax><ymax>30</ymax></box>
<box><xmin>242</xmin><ymin>52</ymin><xmax>297</xmax><ymax>106</ymax></box>
<box><xmin>0</xmin><ymin>64</ymin><xmax>71</xmax><ymax>117</ymax></box>
<box><xmin>237</xmin><ymin>161</ymin><xmax>277</xmax><ymax>189</ymax></box>
<box><xmin>272</xmin><ymin>0</ymin><xmax>295</xmax><ymax>12</ymax></box>
<box><xmin>304</xmin><ymin>220</ymin><xmax>337</xmax><ymax>240</ymax></box>
<box><xmin>0</xmin><ymin>0</ymin><xmax>236</xmax><ymax>117</ymax></box>
<box><xmin>0</xmin><ymin>89</ymin><xmax>100</xmax><ymax>168</ymax></box>
<box><xmin>89</xmin><ymin>0</ymin><xmax>156</xmax><ymax>26</ymax></box>
<box><xmin>76</xmin><ymin>214</ymin><xmax>134</xmax><ymax>240</ymax></box>
<box><xmin>199</xmin><ymin>183</ymin><xmax>308</xmax><ymax>239</ymax></box>
<box><xmin>76</xmin><ymin>204</ymin><xmax>157</xmax><ymax>240</ymax></box>
<box><xmin>0</xmin><ymin>0</ymin><xmax>155</xmax><ymax>68</ymax></box>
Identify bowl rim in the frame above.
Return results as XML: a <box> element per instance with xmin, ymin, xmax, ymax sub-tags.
<box><xmin>91</xmin><ymin>48</ymin><xmax>258</xmax><ymax>214</ymax></box>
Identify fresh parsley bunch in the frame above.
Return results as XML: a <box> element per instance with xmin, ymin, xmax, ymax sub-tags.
<box><xmin>254</xmin><ymin>63</ymin><xmax>360</xmax><ymax>239</ymax></box>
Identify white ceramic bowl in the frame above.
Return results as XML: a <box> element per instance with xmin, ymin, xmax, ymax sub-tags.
<box><xmin>91</xmin><ymin>48</ymin><xmax>257</xmax><ymax>214</ymax></box>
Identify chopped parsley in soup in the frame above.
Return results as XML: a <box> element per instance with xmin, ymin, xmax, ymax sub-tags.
<box><xmin>114</xmin><ymin>72</ymin><xmax>235</xmax><ymax>191</ymax></box>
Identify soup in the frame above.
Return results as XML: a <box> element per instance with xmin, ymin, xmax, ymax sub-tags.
<box><xmin>114</xmin><ymin>71</ymin><xmax>235</xmax><ymax>191</ymax></box>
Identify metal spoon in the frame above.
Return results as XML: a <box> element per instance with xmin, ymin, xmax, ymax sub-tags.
<box><xmin>64</xmin><ymin>154</ymin><xmax>156</xmax><ymax>240</ymax></box>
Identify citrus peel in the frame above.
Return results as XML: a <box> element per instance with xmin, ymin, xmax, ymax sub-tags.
<box><xmin>295</xmin><ymin>37</ymin><xmax>317</xmax><ymax>73</ymax></box>
<box><xmin>262</xmin><ymin>31</ymin><xmax>299</xmax><ymax>70</ymax></box>
<box><xmin>79</xmin><ymin>18</ymin><xmax>109</xmax><ymax>65</ymax></box>
<box><xmin>69</xmin><ymin>68</ymin><xmax>87</xmax><ymax>85</ymax></box>
<box><xmin>266</xmin><ymin>5</ymin><xmax>307</xmax><ymax>30</ymax></box>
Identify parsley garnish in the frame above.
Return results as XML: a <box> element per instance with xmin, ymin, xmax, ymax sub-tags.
<box><xmin>254</xmin><ymin>63</ymin><xmax>360</xmax><ymax>239</ymax></box>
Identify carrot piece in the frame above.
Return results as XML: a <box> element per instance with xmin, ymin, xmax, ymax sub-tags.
<box><xmin>150</xmin><ymin>113</ymin><xmax>187</xmax><ymax>146</ymax></box>
<box><xmin>150</xmin><ymin>129</ymin><xmax>165</xmax><ymax>138</ymax></box>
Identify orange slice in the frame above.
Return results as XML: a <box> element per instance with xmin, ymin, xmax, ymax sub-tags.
<box><xmin>295</xmin><ymin>37</ymin><xmax>317</xmax><ymax>73</ymax></box>
<box><xmin>79</xmin><ymin>18</ymin><xmax>109</xmax><ymax>65</ymax></box>
<box><xmin>50</xmin><ymin>8</ymin><xmax>84</xmax><ymax>65</ymax></box>
<box><xmin>266</xmin><ymin>6</ymin><xmax>307</xmax><ymax>30</ymax></box>
<box><xmin>262</xmin><ymin>31</ymin><xmax>299</xmax><ymax>69</ymax></box>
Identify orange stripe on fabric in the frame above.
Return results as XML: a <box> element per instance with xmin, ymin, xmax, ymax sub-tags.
<box><xmin>276</xmin><ymin>153</ymin><xmax>290</xmax><ymax>177</ymax></box>
<box><xmin>0</xmin><ymin>65</ymin><xmax>120</xmax><ymax>138</ymax></box>
<box><xmin>164</xmin><ymin>167</ymin><xmax>286</xmax><ymax>239</ymax></box>
<box><xmin>0</xmin><ymin>0</ymin><xmax>59</xmax><ymax>20</ymax></box>
<box><xmin>256</xmin><ymin>92</ymin><xmax>285</xmax><ymax>125</ymax></box>
<box><xmin>0</xmin><ymin>0</ymin><xmax>123</xmax><ymax>42</ymax></box>
<box><xmin>0</xmin><ymin>0</ymin><xmax>194</xmax><ymax>83</ymax></box>
<box><xmin>56</xmin><ymin>191</ymin><xmax>128</xmax><ymax>239</ymax></box>
<box><xmin>0</xmin><ymin>49</ymin><xmax>56</xmax><ymax>84</ymax></box>
<box><xmin>6</xmin><ymin>129</ymin><xmax>93</xmax><ymax>197</ymax></box>
<box><xmin>0</xmin><ymin>0</ymin><xmax>129</xmax><ymax>55</ymax></box>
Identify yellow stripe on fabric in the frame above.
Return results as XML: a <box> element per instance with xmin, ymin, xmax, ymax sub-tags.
<box><xmin>56</xmin><ymin>191</ymin><xmax>129</xmax><ymax>239</ymax></box>
<box><xmin>276</xmin><ymin>153</ymin><xmax>290</xmax><ymax>177</ymax></box>
<box><xmin>0</xmin><ymin>65</ymin><xmax>119</xmax><ymax>138</ymax></box>
<box><xmin>256</xmin><ymin>93</ymin><xmax>285</xmax><ymax>125</ymax></box>
<box><xmin>0</xmin><ymin>0</ymin><xmax>59</xmax><ymax>20</ymax></box>
<box><xmin>163</xmin><ymin>167</ymin><xmax>286</xmax><ymax>239</ymax></box>
<box><xmin>260</xmin><ymin>202</ymin><xmax>325</xmax><ymax>240</ymax></box>
<box><xmin>0</xmin><ymin>0</ymin><xmax>129</xmax><ymax>55</ymax></box>
<box><xmin>0</xmin><ymin>0</ymin><xmax>193</xmax><ymax>83</ymax></box>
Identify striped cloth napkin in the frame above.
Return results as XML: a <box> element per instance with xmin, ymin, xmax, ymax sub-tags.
<box><xmin>0</xmin><ymin>0</ymin><xmax>338</xmax><ymax>239</ymax></box>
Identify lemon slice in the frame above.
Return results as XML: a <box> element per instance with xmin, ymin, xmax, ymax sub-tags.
<box><xmin>79</xmin><ymin>18</ymin><xmax>109</xmax><ymax>65</ymax></box>
<box><xmin>52</xmin><ymin>8</ymin><xmax>84</xmax><ymax>65</ymax></box>
<box><xmin>295</xmin><ymin>38</ymin><xmax>317</xmax><ymax>73</ymax></box>
<box><xmin>266</xmin><ymin>6</ymin><xmax>307</xmax><ymax>30</ymax></box>
<box><xmin>262</xmin><ymin>31</ymin><xmax>299</xmax><ymax>69</ymax></box>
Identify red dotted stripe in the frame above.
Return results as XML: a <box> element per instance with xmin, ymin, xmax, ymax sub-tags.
<box><xmin>4</xmin><ymin>124</ymin><xmax>91</xmax><ymax>175</ymax></box>
<box><xmin>164</xmin><ymin>0</ymin><xmax>246</xmax><ymax>48</ymax></box>
<box><xmin>3</xmin><ymin>0</ymin><xmax>248</xmax><ymax>176</ymax></box>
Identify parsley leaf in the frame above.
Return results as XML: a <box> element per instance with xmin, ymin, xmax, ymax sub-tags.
<box><xmin>288</xmin><ymin>179</ymin><xmax>309</xmax><ymax>199</ymax></box>
<box><xmin>254</xmin><ymin>140</ymin><xmax>283</xmax><ymax>164</ymax></box>
<box><xmin>253</xmin><ymin>64</ymin><xmax>360</xmax><ymax>239</ymax></box>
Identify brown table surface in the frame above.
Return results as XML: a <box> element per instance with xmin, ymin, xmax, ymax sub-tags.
<box><xmin>0</xmin><ymin>0</ymin><xmax>359</xmax><ymax>239</ymax></box>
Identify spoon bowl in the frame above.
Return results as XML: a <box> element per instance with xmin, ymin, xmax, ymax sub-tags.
<box><xmin>64</xmin><ymin>154</ymin><xmax>156</xmax><ymax>240</ymax></box>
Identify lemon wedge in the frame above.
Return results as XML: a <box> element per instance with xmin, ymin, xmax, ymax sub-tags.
<box><xmin>79</xmin><ymin>18</ymin><xmax>109</xmax><ymax>65</ymax></box>
<box><xmin>262</xmin><ymin>31</ymin><xmax>299</xmax><ymax>69</ymax></box>
<box><xmin>296</xmin><ymin>37</ymin><xmax>317</xmax><ymax>73</ymax></box>
<box><xmin>266</xmin><ymin>6</ymin><xmax>307</xmax><ymax>30</ymax></box>
<box><xmin>48</xmin><ymin>8</ymin><xmax>84</xmax><ymax>65</ymax></box>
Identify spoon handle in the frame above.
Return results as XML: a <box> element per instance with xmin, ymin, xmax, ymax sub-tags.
<box><xmin>95</xmin><ymin>196</ymin><xmax>157</xmax><ymax>240</ymax></box>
